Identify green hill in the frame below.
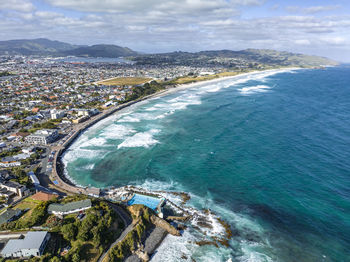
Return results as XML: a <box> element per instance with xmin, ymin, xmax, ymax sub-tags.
<box><xmin>0</xmin><ymin>38</ymin><xmax>138</xmax><ymax>57</ymax></box>
<box><xmin>0</xmin><ymin>38</ymin><xmax>78</xmax><ymax>56</ymax></box>
<box><xmin>131</xmin><ymin>49</ymin><xmax>338</xmax><ymax>67</ymax></box>
<box><xmin>63</xmin><ymin>44</ymin><xmax>137</xmax><ymax>57</ymax></box>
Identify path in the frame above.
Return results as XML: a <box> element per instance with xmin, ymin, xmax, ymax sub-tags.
<box><xmin>98</xmin><ymin>203</ymin><xmax>133</xmax><ymax>262</ymax></box>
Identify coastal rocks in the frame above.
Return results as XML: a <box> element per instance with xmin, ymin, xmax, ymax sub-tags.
<box><xmin>128</xmin><ymin>204</ymin><xmax>146</xmax><ymax>219</ymax></box>
<box><xmin>135</xmin><ymin>245</ymin><xmax>150</xmax><ymax>262</ymax></box>
<box><xmin>166</xmin><ymin>215</ymin><xmax>191</xmax><ymax>222</ymax></box>
<box><xmin>109</xmin><ymin>186</ymin><xmax>235</xmax><ymax>259</ymax></box>
<box><xmin>150</xmin><ymin>214</ymin><xmax>180</xmax><ymax>236</ymax></box>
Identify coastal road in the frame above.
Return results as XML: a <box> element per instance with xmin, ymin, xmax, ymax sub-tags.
<box><xmin>98</xmin><ymin>203</ymin><xmax>133</xmax><ymax>262</ymax></box>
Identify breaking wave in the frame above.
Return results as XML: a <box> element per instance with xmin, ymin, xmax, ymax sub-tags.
<box><xmin>137</xmin><ymin>179</ymin><xmax>274</xmax><ymax>262</ymax></box>
<box><xmin>117</xmin><ymin>129</ymin><xmax>160</xmax><ymax>149</ymax></box>
<box><xmin>239</xmin><ymin>85</ymin><xmax>272</xmax><ymax>95</ymax></box>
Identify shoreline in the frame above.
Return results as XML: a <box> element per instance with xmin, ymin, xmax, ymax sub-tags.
<box><xmin>51</xmin><ymin>67</ymin><xmax>303</xmax><ymax>194</ymax></box>
<box><xmin>49</xmin><ymin>67</ymin><xmax>304</xmax><ymax>260</ymax></box>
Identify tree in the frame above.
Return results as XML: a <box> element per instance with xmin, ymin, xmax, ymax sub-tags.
<box><xmin>49</xmin><ymin>256</ymin><xmax>61</xmax><ymax>262</ymax></box>
<box><xmin>62</xmin><ymin>223</ymin><xmax>77</xmax><ymax>240</ymax></box>
<box><xmin>72</xmin><ymin>253</ymin><xmax>80</xmax><ymax>262</ymax></box>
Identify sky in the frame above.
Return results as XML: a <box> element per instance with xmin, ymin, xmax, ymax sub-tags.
<box><xmin>0</xmin><ymin>0</ymin><xmax>350</xmax><ymax>61</ymax></box>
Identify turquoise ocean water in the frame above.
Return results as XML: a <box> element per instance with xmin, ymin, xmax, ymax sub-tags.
<box><xmin>63</xmin><ymin>67</ymin><xmax>350</xmax><ymax>262</ymax></box>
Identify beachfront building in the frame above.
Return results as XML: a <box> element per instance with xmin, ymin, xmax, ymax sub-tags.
<box><xmin>25</xmin><ymin>129</ymin><xmax>58</xmax><ymax>145</ymax></box>
<box><xmin>48</xmin><ymin>199</ymin><xmax>92</xmax><ymax>216</ymax></box>
<box><xmin>1</xmin><ymin>231</ymin><xmax>50</xmax><ymax>258</ymax></box>
<box><xmin>72</xmin><ymin>115</ymin><xmax>89</xmax><ymax>124</ymax></box>
<box><xmin>50</xmin><ymin>109</ymin><xmax>65</xmax><ymax>120</ymax></box>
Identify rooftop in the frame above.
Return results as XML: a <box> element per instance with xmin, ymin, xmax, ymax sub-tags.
<box><xmin>1</xmin><ymin>231</ymin><xmax>48</xmax><ymax>255</ymax></box>
<box><xmin>48</xmin><ymin>199</ymin><xmax>92</xmax><ymax>213</ymax></box>
<box><xmin>0</xmin><ymin>208</ymin><xmax>21</xmax><ymax>225</ymax></box>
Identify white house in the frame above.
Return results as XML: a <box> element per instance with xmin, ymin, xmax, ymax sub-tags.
<box><xmin>48</xmin><ymin>199</ymin><xmax>92</xmax><ymax>216</ymax></box>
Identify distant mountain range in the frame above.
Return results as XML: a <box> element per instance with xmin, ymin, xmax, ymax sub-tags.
<box><xmin>0</xmin><ymin>38</ymin><xmax>138</xmax><ymax>57</ymax></box>
<box><xmin>0</xmin><ymin>38</ymin><xmax>338</xmax><ymax>66</ymax></box>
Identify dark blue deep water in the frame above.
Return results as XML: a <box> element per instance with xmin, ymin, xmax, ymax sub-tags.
<box><xmin>64</xmin><ymin>67</ymin><xmax>350</xmax><ymax>261</ymax></box>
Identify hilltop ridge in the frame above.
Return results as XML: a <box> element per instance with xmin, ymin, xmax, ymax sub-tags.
<box><xmin>0</xmin><ymin>38</ymin><xmax>338</xmax><ymax>67</ymax></box>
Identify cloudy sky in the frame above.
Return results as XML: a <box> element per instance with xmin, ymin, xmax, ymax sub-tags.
<box><xmin>0</xmin><ymin>0</ymin><xmax>350</xmax><ymax>61</ymax></box>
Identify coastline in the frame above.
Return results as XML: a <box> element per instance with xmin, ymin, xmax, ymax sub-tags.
<box><xmin>51</xmin><ymin>67</ymin><xmax>303</xmax><ymax>195</ymax></box>
<box><xmin>49</xmin><ymin>66</ymin><xmax>306</xmax><ymax>261</ymax></box>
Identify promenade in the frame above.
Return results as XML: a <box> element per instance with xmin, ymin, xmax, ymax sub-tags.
<box><xmin>49</xmin><ymin>90</ymin><xmax>170</xmax><ymax>195</ymax></box>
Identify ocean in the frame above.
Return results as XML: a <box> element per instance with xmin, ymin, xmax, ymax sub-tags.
<box><xmin>63</xmin><ymin>66</ymin><xmax>350</xmax><ymax>262</ymax></box>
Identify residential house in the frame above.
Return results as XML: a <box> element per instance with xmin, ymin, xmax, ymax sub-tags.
<box><xmin>48</xmin><ymin>199</ymin><xmax>92</xmax><ymax>216</ymax></box>
<box><xmin>0</xmin><ymin>181</ymin><xmax>29</xmax><ymax>198</ymax></box>
<box><xmin>0</xmin><ymin>208</ymin><xmax>22</xmax><ymax>225</ymax></box>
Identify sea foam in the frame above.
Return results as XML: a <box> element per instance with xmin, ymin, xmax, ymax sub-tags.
<box><xmin>239</xmin><ymin>85</ymin><xmax>271</xmax><ymax>95</ymax></box>
<box><xmin>101</xmin><ymin>124</ymin><xmax>136</xmax><ymax>140</ymax></box>
<box><xmin>117</xmin><ymin>129</ymin><xmax>160</xmax><ymax>148</ymax></box>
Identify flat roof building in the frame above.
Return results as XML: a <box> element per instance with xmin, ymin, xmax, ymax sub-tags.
<box><xmin>1</xmin><ymin>231</ymin><xmax>50</xmax><ymax>258</ymax></box>
<box><xmin>24</xmin><ymin>129</ymin><xmax>58</xmax><ymax>145</ymax></box>
<box><xmin>0</xmin><ymin>181</ymin><xmax>29</xmax><ymax>198</ymax></box>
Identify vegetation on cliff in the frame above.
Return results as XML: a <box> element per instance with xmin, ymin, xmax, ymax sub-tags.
<box><xmin>107</xmin><ymin>205</ymin><xmax>153</xmax><ymax>262</ymax></box>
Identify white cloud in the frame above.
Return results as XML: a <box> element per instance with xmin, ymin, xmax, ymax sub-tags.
<box><xmin>320</xmin><ymin>37</ymin><xmax>346</xmax><ymax>45</ymax></box>
<box><xmin>0</xmin><ymin>0</ymin><xmax>34</xmax><ymax>12</ymax></box>
<box><xmin>287</xmin><ymin>5</ymin><xmax>341</xmax><ymax>14</ymax></box>
<box><xmin>294</xmin><ymin>39</ymin><xmax>311</xmax><ymax>45</ymax></box>
<box><xmin>35</xmin><ymin>11</ymin><xmax>63</xmax><ymax>19</ymax></box>
<box><xmin>45</xmin><ymin>0</ymin><xmax>261</xmax><ymax>14</ymax></box>
<box><xmin>0</xmin><ymin>0</ymin><xmax>349</xmax><ymax>60</ymax></box>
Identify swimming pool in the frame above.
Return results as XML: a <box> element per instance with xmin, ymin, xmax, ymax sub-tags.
<box><xmin>127</xmin><ymin>194</ymin><xmax>163</xmax><ymax>210</ymax></box>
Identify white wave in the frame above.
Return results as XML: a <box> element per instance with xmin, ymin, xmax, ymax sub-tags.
<box><xmin>82</xmin><ymin>163</ymin><xmax>95</xmax><ymax>170</ymax></box>
<box><xmin>136</xmin><ymin>177</ymin><xmax>273</xmax><ymax>262</ymax></box>
<box><xmin>101</xmin><ymin>124</ymin><xmax>136</xmax><ymax>140</ymax></box>
<box><xmin>154</xmin><ymin>110</ymin><xmax>175</xmax><ymax>119</ymax></box>
<box><xmin>138</xmin><ymin>179</ymin><xmax>183</xmax><ymax>192</ymax></box>
<box><xmin>77</xmin><ymin>137</ymin><xmax>107</xmax><ymax>148</ymax></box>
<box><xmin>117</xmin><ymin>129</ymin><xmax>160</xmax><ymax>148</ymax></box>
<box><xmin>63</xmin><ymin>148</ymin><xmax>107</xmax><ymax>162</ymax></box>
<box><xmin>239</xmin><ymin>85</ymin><xmax>271</xmax><ymax>95</ymax></box>
<box><xmin>127</xmin><ymin>112</ymin><xmax>156</xmax><ymax>121</ymax></box>
<box><xmin>151</xmin><ymin>230</ymin><xmax>196</xmax><ymax>262</ymax></box>
<box><xmin>145</xmin><ymin>106</ymin><xmax>159</xmax><ymax>111</ymax></box>
<box><xmin>118</xmin><ymin>116</ymin><xmax>141</xmax><ymax>122</ymax></box>
<box><xmin>238</xmin><ymin>242</ymin><xmax>274</xmax><ymax>262</ymax></box>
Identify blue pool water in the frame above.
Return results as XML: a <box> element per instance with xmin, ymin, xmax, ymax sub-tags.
<box><xmin>127</xmin><ymin>193</ymin><xmax>162</xmax><ymax>210</ymax></box>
